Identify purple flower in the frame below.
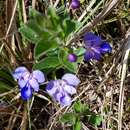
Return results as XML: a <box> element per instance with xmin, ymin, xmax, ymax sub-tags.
<box><xmin>70</xmin><ymin>0</ymin><xmax>80</xmax><ymax>9</ymax></box>
<box><xmin>46</xmin><ymin>73</ymin><xmax>80</xmax><ymax>106</ymax></box>
<box><xmin>83</xmin><ymin>32</ymin><xmax>112</xmax><ymax>61</ymax></box>
<box><xmin>13</xmin><ymin>66</ymin><xmax>45</xmax><ymax>100</ymax></box>
<box><xmin>68</xmin><ymin>53</ymin><xmax>77</xmax><ymax>62</ymax></box>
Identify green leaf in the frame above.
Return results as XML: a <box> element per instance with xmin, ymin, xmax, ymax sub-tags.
<box><xmin>0</xmin><ymin>69</ymin><xmax>15</xmax><ymax>86</ymax></box>
<box><xmin>73</xmin><ymin>101</ymin><xmax>89</xmax><ymax>114</ymax></box>
<box><xmin>27</xmin><ymin>19</ymin><xmax>53</xmax><ymax>41</ymax></box>
<box><xmin>34</xmin><ymin>38</ymin><xmax>58</xmax><ymax>59</ymax></box>
<box><xmin>33</xmin><ymin>56</ymin><xmax>61</xmax><ymax>70</ymax></box>
<box><xmin>74</xmin><ymin>48</ymin><xmax>86</xmax><ymax>56</ymax></box>
<box><xmin>64</xmin><ymin>61</ymin><xmax>77</xmax><ymax>73</ymax></box>
<box><xmin>62</xmin><ymin>19</ymin><xmax>76</xmax><ymax>37</ymax></box>
<box><xmin>58</xmin><ymin>49</ymin><xmax>77</xmax><ymax>73</ymax></box>
<box><xmin>47</xmin><ymin>49</ymin><xmax>58</xmax><ymax>56</ymax></box>
<box><xmin>73</xmin><ymin>120</ymin><xmax>81</xmax><ymax>130</ymax></box>
<box><xmin>19</xmin><ymin>24</ymin><xmax>39</xmax><ymax>43</ymax></box>
<box><xmin>48</xmin><ymin>6</ymin><xmax>59</xmax><ymax>20</ymax></box>
<box><xmin>0</xmin><ymin>81</ymin><xmax>13</xmax><ymax>92</ymax></box>
<box><xmin>77</xmin><ymin>56</ymin><xmax>84</xmax><ymax>63</ymax></box>
<box><xmin>60</xmin><ymin>113</ymin><xmax>76</xmax><ymax>124</ymax></box>
<box><xmin>27</xmin><ymin>20</ymin><xmax>43</xmax><ymax>36</ymax></box>
<box><xmin>88</xmin><ymin>115</ymin><xmax>102</xmax><ymax>127</ymax></box>
<box><xmin>29</xmin><ymin>7</ymin><xmax>41</xmax><ymax>18</ymax></box>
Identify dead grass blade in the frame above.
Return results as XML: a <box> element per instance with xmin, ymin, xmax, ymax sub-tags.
<box><xmin>118</xmin><ymin>29</ymin><xmax>130</xmax><ymax>130</ymax></box>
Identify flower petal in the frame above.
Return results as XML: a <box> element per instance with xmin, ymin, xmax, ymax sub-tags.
<box><xmin>29</xmin><ymin>78</ymin><xmax>39</xmax><ymax>92</ymax></box>
<box><xmin>32</xmin><ymin>70</ymin><xmax>45</xmax><ymax>83</ymax></box>
<box><xmin>18</xmin><ymin>71</ymin><xmax>30</xmax><ymax>88</ymax></box>
<box><xmin>84</xmin><ymin>51</ymin><xmax>93</xmax><ymax>61</ymax></box>
<box><xmin>92</xmin><ymin>47</ymin><xmax>102</xmax><ymax>60</ymax></box>
<box><xmin>46</xmin><ymin>81</ymin><xmax>57</xmax><ymax>96</ymax></box>
<box><xmin>21</xmin><ymin>85</ymin><xmax>32</xmax><ymax>100</ymax></box>
<box><xmin>13</xmin><ymin>66</ymin><xmax>28</xmax><ymax>80</ymax></box>
<box><xmin>54</xmin><ymin>92</ymin><xmax>63</xmax><ymax>102</ymax></box>
<box><xmin>101</xmin><ymin>42</ymin><xmax>112</xmax><ymax>54</ymax></box>
<box><xmin>62</xmin><ymin>73</ymin><xmax>80</xmax><ymax>86</ymax></box>
<box><xmin>64</xmin><ymin>85</ymin><xmax>76</xmax><ymax>95</ymax></box>
<box><xmin>83</xmin><ymin>32</ymin><xmax>101</xmax><ymax>47</ymax></box>
<box><xmin>60</xmin><ymin>94</ymin><xmax>72</xmax><ymax>106</ymax></box>
<box><xmin>18</xmin><ymin>78</ymin><xmax>27</xmax><ymax>89</ymax></box>
<box><xmin>54</xmin><ymin>92</ymin><xmax>72</xmax><ymax>106</ymax></box>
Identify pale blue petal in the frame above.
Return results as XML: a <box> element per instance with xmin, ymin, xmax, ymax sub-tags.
<box><xmin>46</xmin><ymin>81</ymin><xmax>57</xmax><ymax>96</ymax></box>
<box><xmin>54</xmin><ymin>92</ymin><xmax>72</xmax><ymax>106</ymax></box>
<box><xmin>62</xmin><ymin>73</ymin><xmax>80</xmax><ymax>86</ymax></box>
<box><xmin>54</xmin><ymin>92</ymin><xmax>63</xmax><ymax>102</ymax></box>
<box><xmin>18</xmin><ymin>71</ymin><xmax>30</xmax><ymax>88</ymax></box>
<box><xmin>29</xmin><ymin>78</ymin><xmax>39</xmax><ymax>92</ymax></box>
<box><xmin>60</xmin><ymin>94</ymin><xmax>72</xmax><ymax>106</ymax></box>
<box><xmin>64</xmin><ymin>85</ymin><xmax>76</xmax><ymax>95</ymax></box>
<box><xmin>32</xmin><ymin>70</ymin><xmax>45</xmax><ymax>83</ymax></box>
<box><xmin>13</xmin><ymin>66</ymin><xmax>28</xmax><ymax>80</ymax></box>
<box><xmin>21</xmin><ymin>85</ymin><xmax>32</xmax><ymax>100</ymax></box>
<box><xmin>18</xmin><ymin>78</ymin><xmax>27</xmax><ymax>88</ymax></box>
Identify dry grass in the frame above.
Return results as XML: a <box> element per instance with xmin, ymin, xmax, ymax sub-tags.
<box><xmin>0</xmin><ymin>0</ymin><xmax>130</xmax><ymax>130</ymax></box>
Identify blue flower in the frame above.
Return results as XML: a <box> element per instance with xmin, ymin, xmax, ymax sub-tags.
<box><xmin>70</xmin><ymin>0</ymin><xmax>80</xmax><ymax>9</ymax></box>
<box><xmin>46</xmin><ymin>73</ymin><xmax>80</xmax><ymax>106</ymax></box>
<box><xmin>83</xmin><ymin>32</ymin><xmax>112</xmax><ymax>61</ymax></box>
<box><xmin>13</xmin><ymin>66</ymin><xmax>45</xmax><ymax>100</ymax></box>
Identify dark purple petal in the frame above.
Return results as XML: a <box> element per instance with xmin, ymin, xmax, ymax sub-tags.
<box><xmin>21</xmin><ymin>85</ymin><xmax>32</xmax><ymax>100</ymax></box>
<box><xmin>32</xmin><ymin>70</ymin><xmax>45</xmax><ymax>83</ymax></box>
<box><xmin>83</xmin><ymin>32</ymin><xmax>102</xmax><ymax>47</ymax></box>
<box><xmin>13</xmin><ymin>66</ymin><xmax>28</xmax><ymax>80</ymax></box>
<box><xmin>64</xmin><ymin>84</ymin><xmax>76</xmax><ymax>95</ymax></box>
<box><xmin>84</xmin><ymin>47</ymin><xmax>102</xmax><ymax>61</ymax></box>
<box><xmin>70</xmin><ymin>0</ymin><xmax>80</xmax><ymax>9</ymax></box>
<box><xmin>101</xmin><ymin>42</ymin><xmax>112</xmax><ymax>54</ymax></box>
<box><xmin>68</xmin><ymin>53</ymin><xmax>77</xmax><ymax>62</ymax></box>
<box><xmin>93</xmin><ymin>52</ymin><xmax>102</xmax><ymax>61</ymax></box>
<box><xmin>62</xmin><ymin>73</ymin><xmax>80</xmax><ymax>86</ymax></box>
<box><xmin>60</xmin><ymin>94</ymin><xmax>72</xmax><ymax>106</ymax></box>
<box><xmin>92</xmin><ymin>48</ymin><xmax>102</xmax><ymax>60</ymax></box>
<box><xmin>84</xmin><ymin>51</ymin><xmax>93</xmax><ymax>61</ymax></box>
<box><xmin>29</xmin><ymin>78</ymin><xmax>39</xmax><ymax>92</ymax></box>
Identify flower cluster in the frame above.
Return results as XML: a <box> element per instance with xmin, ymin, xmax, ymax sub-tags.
<box><xmin>46</xmin><ymin>73</ymin><xmax>80</xmax><ymax>106</ymax></box>
<box><xmin>83</xmin><ymin>32</ymin><xmax>112</xmax><ymax>61</ymax></box>
<box><xmin>13</xmin><ymin>66</ymin><xmax>45</xmax><ymax>100</ymax></box>
<box><xmin>13</xmin><ymin>33</ymin><xmax>111</xmax><ymax>106</ymax></box>
<box><xmin>70</xmin><ymin>0</ymin><xmax>80</xmax><ymax>9</ymax></box>
<box><xmin>13</xmin><ymin>67</ymin><xmax>80</xmax><ymax>106</ymax></box>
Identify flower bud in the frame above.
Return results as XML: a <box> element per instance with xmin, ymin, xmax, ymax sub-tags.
<box><xmin>68</xmin><ymin>53</ymin><xmax>77</xmax><ymax>62</ymax></box>
<box><xmin>70</xmin><ymin>0</ymin><xmax>80</xmax><ymax>9</ymax></box>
